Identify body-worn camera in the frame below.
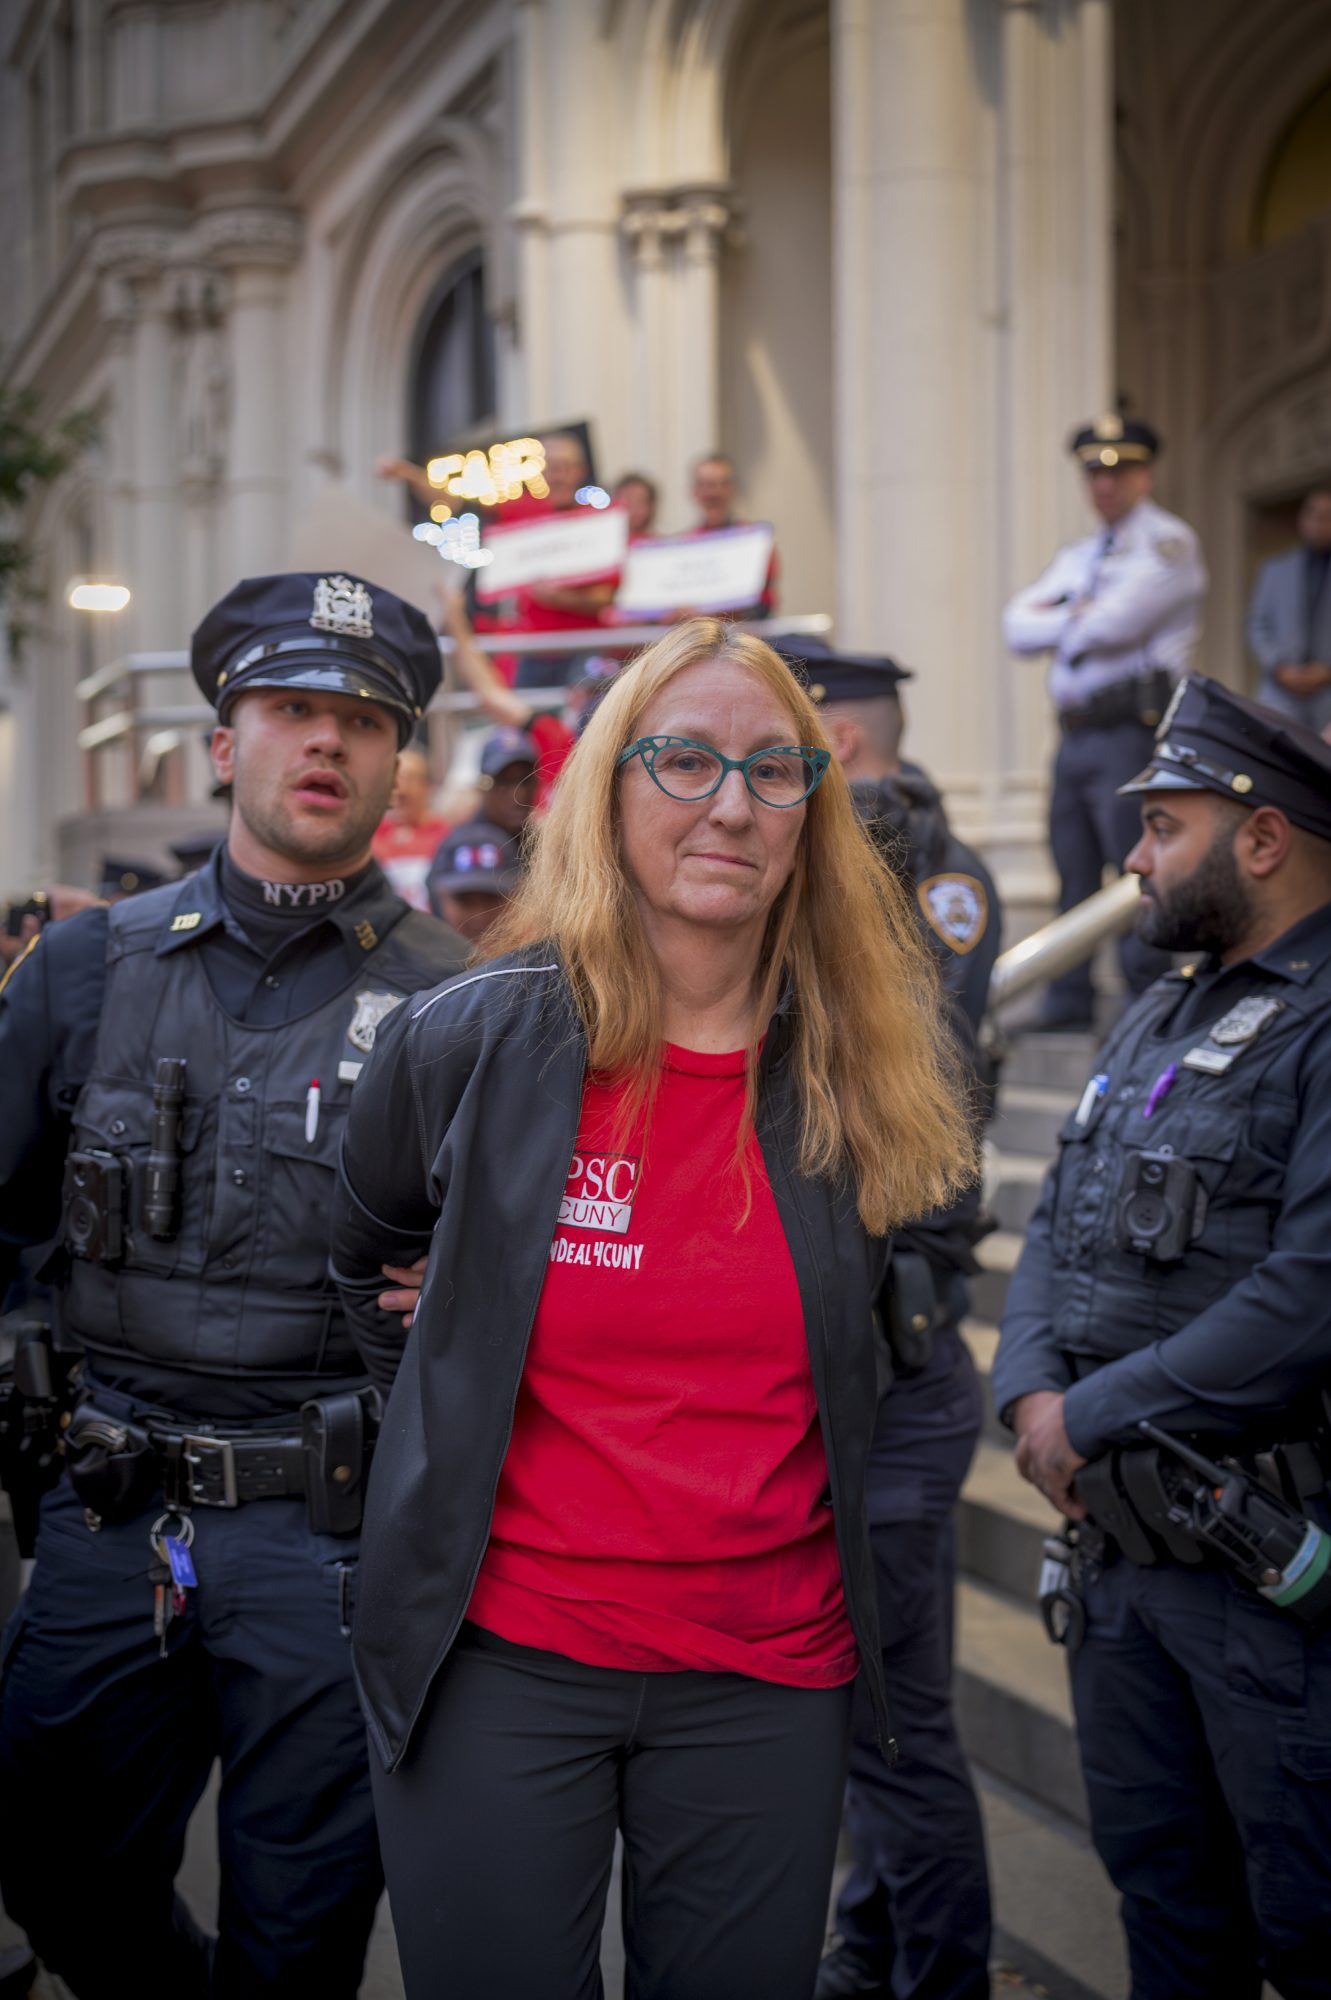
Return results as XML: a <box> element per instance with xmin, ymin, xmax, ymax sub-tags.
<box><xmin>1116</xmin><ymin>1149</ymin><xmax>1207</xmax><ymax>1263</ymax></box>
<box><xmin>62</xmin><ymin>1149</ymin><xmax>126</xmax><ymax>1263</ymax></box>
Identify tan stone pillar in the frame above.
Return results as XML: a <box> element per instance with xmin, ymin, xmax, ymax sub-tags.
<box><xmin>831</xmin><ymin>0</ymin><xmax>1115</xmax><ymax>914</ymax></box>
<box><xmin>831</xmin><ymin>0</ymin><xmax>990</xmax><ymax>816</ymax></box>
<box><xmin>194</xmin><ymin>207</ymin><xmax>303</xmax><ymax>584</ymax></box>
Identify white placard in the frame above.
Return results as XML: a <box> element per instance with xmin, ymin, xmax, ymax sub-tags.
<box><xmin>614</xmin><ymin>523</ymin><xmax>775</xmax><ymax>617</ymax></box>
<box><xmin>476</xmin><ymin>506</ymin><xmax>629</xmax><ymax>603</ymax></box>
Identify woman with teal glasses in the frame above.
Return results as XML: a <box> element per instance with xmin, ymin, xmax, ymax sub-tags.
<box><xmin>331</xmin><ymin>616</ymin><xmax>973</xmax><ymax>2000</ymax></box>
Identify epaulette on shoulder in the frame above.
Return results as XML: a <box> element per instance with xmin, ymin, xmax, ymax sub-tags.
<box><xmin>106</xmin><ymin>881</ymin><xmax>191</xmax><ymax>951</ymax></box>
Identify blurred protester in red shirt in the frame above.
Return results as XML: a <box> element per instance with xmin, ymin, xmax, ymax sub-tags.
<box><xmin>509</xmin><ymin>433</ymin><xmax>621</xmax><ymax>689</ymax></box>
<box><xmin>371</xmin><ymin>746</ymin><xmax>451</xmax><ymax>911</ymax></box>
<box><xmin>437</xmin><ymin>585</ymin><xmax>580</xmax><ymax>812</ymax></box>
<box><xmin>679</xmin><ymin>451</ymin><xmax>779</xmax><ymax>621</ymax></box>
<box><xmin>611</xmin><ymin>471</ymin><xmax>659</xmax><ymax>541</ymax></box>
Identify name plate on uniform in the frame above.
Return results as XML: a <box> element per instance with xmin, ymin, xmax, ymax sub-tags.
<box><xmin>476</xmin><ymin>507</ymin><xmax>629</xmax><ymax>603</ymax></box>
<box><xmin>614</xmin><ymin>523</ymin><xmax>774</xmax><ymax>617</ymax></box>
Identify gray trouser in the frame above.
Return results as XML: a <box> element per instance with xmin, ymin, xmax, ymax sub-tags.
<box><xmin>1048</xmin><ymin>719</ymin><xmax>1170</xmax><ymax>1011</ymax></box>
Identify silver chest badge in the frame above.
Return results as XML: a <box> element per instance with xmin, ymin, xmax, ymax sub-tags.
<box><xmin>1210</xmin><ymin>996</ymin><xmax>1286</xmax><ymax>1046</ymax></box>
<box><xmin>311</xmin><ymin>574</ymin><xmax>374</xmax><ymax>638</ymax></box>
<box><xmin>348</xmin><ymin>989</ymin><xmax>404</xmax><ymax>1054</ymax></box>
<box><xmin>1182</xmin><ymin>995</ymin><xmax>1286</xmax><ymax>1075</ymax></box>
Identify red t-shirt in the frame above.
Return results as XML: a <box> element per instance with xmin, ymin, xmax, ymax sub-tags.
<box><xmin>527</xmin><ymin>711</ymin><xmax>576</xmax><ymax>810</ymax></box>
<box><xmin>465</xmin><ymin>1044</ymin><xmax>857</xmax><ymax>1687</ymax></box>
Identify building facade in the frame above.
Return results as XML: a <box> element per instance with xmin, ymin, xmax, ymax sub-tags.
<box><xmin>1</xmin><ymin>0</ymin><xmax>1329</xmax><ymax>908</ymax></box>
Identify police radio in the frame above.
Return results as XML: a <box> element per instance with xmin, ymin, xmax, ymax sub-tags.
<box><xmin>1138</xmin><ymin>1422</ymin><xmax>1331</xmax><ymax>1629</ymax></box>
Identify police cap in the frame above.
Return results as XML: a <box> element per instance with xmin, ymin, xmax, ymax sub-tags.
<box><xmin>1069</xmin><ymin>414</ymin><xmax>1161</xmax><ymax>470</ymax></box>
<box><xmin>170</xmin><ymin>831</ymin><xmax>224</xmax><ymax>876</ymax></box>
<box><xmin>427</xmin><ymin>820</ymin><xmax>523</xmax><ymax>899</ymax></box>
<box><xmin>772</xmin><ymin>634</ymin><xmax>913</xmax><ymax>706</ymax></box>
<box><xmin>1119</xmin><ymin>675</ymin><xmax>1331</xmax><ymax>839</ymax></box>
<box><xmin>98</xmin><ymin>857</ymin><xmax>169</xmax><ymax>900</ymax></box>
<box><xmin>191</xmin><ymin>573</ymin><xmax>442</xmax><ymax>748</ymax></box>
<box><xmin>479</xmin><ymin>727</ymin><xmax>538</xmax><ymax>780</ymax></box>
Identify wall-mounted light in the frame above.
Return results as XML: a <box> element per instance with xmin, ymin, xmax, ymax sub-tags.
<box><xmin>67</xmin><ymin>578</ymin><xmax>131</xmax><ymax>613</ymax></box>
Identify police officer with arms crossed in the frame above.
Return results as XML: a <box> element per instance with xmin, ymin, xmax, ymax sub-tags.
<box><xmin>993</xmin><ymin>678</ymin><xmax>1331</xmax><ymax>1998</ymax></box>
<box><xmin>781</xmin><ymin>638</ymin><xmax>997</xmax><ymax>2000</ymax></box>
<box><xmin>0</xmin><ymin>572</ymin><xmax>465</xmax><ymax>1997</ymax></box>
<box><xmin>1003</xmin><ymin>417</ymin><xmax>1208</xmax><ymax>1031</ymax></box>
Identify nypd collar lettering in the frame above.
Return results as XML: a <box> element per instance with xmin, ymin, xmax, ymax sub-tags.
<box><xmin>260</xmin><ymin>878</ymin><xmax>346</xmax><ymax>908</ymax></box>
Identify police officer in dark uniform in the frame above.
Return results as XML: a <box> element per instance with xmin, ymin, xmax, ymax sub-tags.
<box><xmin>0</xmin><ymin>572</ymin><xmax>466</xmax><ymax>1997</ymax></box>
<box><xmin>994</xmin><ymin>678</ymin><xmax>1331</xmax><ymax>1999</ymax></box>
<box><xmin>778</xmin><ymin>640</ymin><xmax>997</xmax><ymax>2000</ymax></box>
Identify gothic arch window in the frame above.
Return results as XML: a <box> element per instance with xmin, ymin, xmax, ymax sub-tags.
<box><xmin>1254</xmin><ymin>76</ymin><xmax>1331</xmax><ymax>248</ymax></box>
<box><xmin>408</xmin><ymin>251</ymin><xmax>496</xmax><ymax>474</ymax></box>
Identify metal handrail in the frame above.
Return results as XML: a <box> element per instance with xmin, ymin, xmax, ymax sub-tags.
<box><xmin>75</xmin><ymin>615</ymin><xmax>835</xmax><ymax>753</ymax></box>
<box><xmin>77</xmin><ymin>611</ymin><xmax>832</xmax><ymax>692</ymax></box>
<box><xmin>988</xmin><ymin>873</ymin><xmax>1142</xmax><ymax>1012</ymax></box>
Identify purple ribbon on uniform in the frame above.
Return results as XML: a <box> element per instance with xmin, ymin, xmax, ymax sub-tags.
<box><xmin>1143</xmin><ymin>1064</ymin><xmax>1178</xmax><ymax>1118</ymax></box>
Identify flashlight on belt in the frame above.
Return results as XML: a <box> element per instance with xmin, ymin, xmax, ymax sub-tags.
<box><xmin>141</xmin><ymin>1058</ymin><xmax>187</xmax><ymax>1240</ymax></box>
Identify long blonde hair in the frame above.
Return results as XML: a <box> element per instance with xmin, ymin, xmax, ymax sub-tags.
<box><xmin>484</xmin><ymin>620</ymin><xmax>976</xmax><ymax>1234</ymax></box>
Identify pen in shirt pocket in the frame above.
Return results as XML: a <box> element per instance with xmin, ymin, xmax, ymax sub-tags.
<box><xmin>1074</xmin><ymin>1073</ymin><xmax>1109</xmax><ymax>1128</ymax></box>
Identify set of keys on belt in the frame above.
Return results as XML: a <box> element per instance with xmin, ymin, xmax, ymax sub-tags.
<box><xmin>148</xmin><ymin>1509</ymin><xmax>197</xmax><ymax>1656</ymax></box>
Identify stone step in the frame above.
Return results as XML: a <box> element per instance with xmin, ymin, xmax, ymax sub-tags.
<box><xmin>977</xmin><ymin>1768</ymin><xmax>1125</xmax><ymax>2000</ymax></box>
<box><xmin>969</xmin><ymin>1228</ymin><xmax>1023</xmax><ymax>1326</ymax></box>
<box><xmin>956</xmin><ymin>1576</ymin><xmax>1087</xmax><ymax>1828</ymax></box>
<box><xmin>999</xmin><ymin>1030</ymin><xmax>1102</xmax><ymax>1094</ymax></box>
<box><xmin>958</xmin><ymin>1437</ymin><xmax>1049</xmax><ymax>1601</ymax></box>
<box><xmin>990</xmin><ymin>1083</ymin><xmax>1078</xmax><ymax>1159</ymax></box>
<box><xmin>987</xmin><ymin>1149</ymin><xmax>1049</xmax><ymax>1235</ymax></box>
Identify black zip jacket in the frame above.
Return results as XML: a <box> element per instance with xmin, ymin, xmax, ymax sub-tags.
<box><xmin>330</xmin><ymin>949</ymin><xmax>894</xmax><ymax>1771</ymax></box>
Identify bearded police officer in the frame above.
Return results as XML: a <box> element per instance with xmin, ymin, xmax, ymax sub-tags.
<box><xmin>994</xmin><ymin>679</ymin><xmax>1331</xmax><ymax>1999</ymax></box>
<box><xmin>1004</xmin><ymin>417</ymin><xmax>1208</xmax><ymax>1031</ymax></box>
<box><xmin>0</xmin><ymin>573</ymin><xmax>466</xmax><ymax>1997</ymax></box>
<box><xmin>779</xmin><ymin>639</ymin><xmax>996</xmax><ymax>2000</ymax></box>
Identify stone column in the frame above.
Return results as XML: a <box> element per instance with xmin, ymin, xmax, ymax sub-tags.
<box><xmin>988</xmin><ymin>0</ymin><xmax>1114</xmax><ymax>895</ymax></box>
<box><xmin>620</xmin><ymin>185</ymin><xmax>739</xmax><ymax>526</ymax></box>
<box><xmin>831</xmin><ymin>0</ymin><xmax>1115</xmax><ymax>911</ymax></box>
<box><xmin>672</xmin><ymin>188</ymin><xmax>737</xmax><ymax>473</ymax></box>
<box><xmin>91</xmin><ymin>228</ymin><xmax>183</xmax><ymax>652</ymax></box>
<box><xmin>509</xmin><ymin>0</ymin><xmax>551</xmax><ymax>423</ymax></box>
<box><xmin>194</xmin><ymin>206</ymin><xmax>303</xmax><ymax>581</ymax></box>
<box><xmin>517</xmin><ymin>0</ymin><xmax>627</xmax><ymax>468</ymax></box>
<box><xmin>621</xmin><ymin>197</ymin><xmax>670</xmax><ymax>482</ymax></box>
<box><xmin>831</xmin><ymin>0</ymin><xmax>990</xmax><ymax>815</ymax></box>
<box><xmin>172</xmin><ymin>265</ymin><xmax>231</xmax><ymax>629</ymax></box>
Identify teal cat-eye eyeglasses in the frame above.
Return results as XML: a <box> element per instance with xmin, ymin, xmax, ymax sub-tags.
<box><xmin>617</xmin><ymin>735</ymin><xmax>830</xmax><ymax>808</ymax></box>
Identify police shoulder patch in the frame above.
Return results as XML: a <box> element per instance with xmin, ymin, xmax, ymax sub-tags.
<box><xmin>1153</xmin><ymin>536</ymin><xmax>1187</xmax><ymax>564</ymax></box>
<box><xmin>348</xmin><ymin>988</ymin><xmax>405</xmax><ymax>1054</ymax></box>
<box><xmin>917</xmin><ymin>874</ymin><xmax>989</xmax><ymax>955</ymax></box>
